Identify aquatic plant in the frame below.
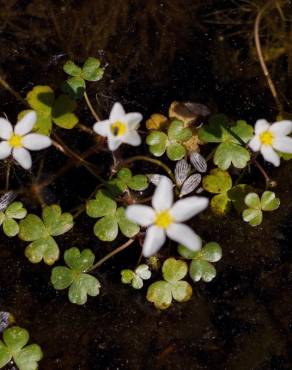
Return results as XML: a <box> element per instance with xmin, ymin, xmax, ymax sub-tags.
<box><xmin>0</xmin><ymin>54</ymin><xmax>291</xmax><ymax>367</ymax></box>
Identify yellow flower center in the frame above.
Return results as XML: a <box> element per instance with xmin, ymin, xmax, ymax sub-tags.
<box><xmin>260</xmin><ymin>131</ymin><xmax>274</xmax><ymax>146</ymax></box>
<box><xmin>154</xmin><ymin>210</ymin><xmax>173</xmax><ymax>229</ymax></box>
<box><xmin>8</xmin><ymin>134</ymin><xmax>23</xmax><ymax>148</ymax></box>
<box><xmin>111</xmin><ymin>121</ymin><xmax>127</xmax><ymax>137</ymax></box>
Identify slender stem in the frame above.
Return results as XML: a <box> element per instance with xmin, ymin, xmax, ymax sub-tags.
<box><xmin>5</xmin><ymin>162</ymin><xmax>11</xmax><ymax>191</ymax></box>
<box><xmin>254</xmin><ymin>159</ymin><xmax>275</xmax><ymax>187</ymax></box>
<box><xmin>0</xmin><ymin>75</ymin><xmax>26</xmax><ymax>105</ymax></box>
<box><xmin>88</xmin><ymin>239</ymin><xmax>135</xmax><ymax>272</ymax></box>
<box><xmin>254</xmin><ymin>0</ymin><xmax>283</xmax><ymax>113</ymax></box>
<box><xmin>84</xmin><ymin>92</ymin><xmax>100</xmax><ymax>122</ymax></box>
<box><xmin>76</xmin><ymin>123</ymin><xmax>94</xmax><ymax>135</ymax></box>
<box><xmin>121</xmin><ymin>156</ymin><xmax>175</xmax><ymax>182</ymax></box>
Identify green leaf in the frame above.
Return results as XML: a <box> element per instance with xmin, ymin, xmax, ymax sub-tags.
<box><xmin>162</xmin><ymin>258</ymin><xmax>188</xmax><ymax>283</ymax></box>
<box><xmin>127</xmin><ymin>175</ymin><xmax>148</xmax><ymax>191</ymax></box>
<box><xmin>0</xmin><ymin>327</ymin><xmax>43</xmax><ymax>370</ymax></box>
<box><xmin>121</xmin><ymin>269</ymin><xmax>135</xmax><ymax>284</ymax></box>
<box><xmin>5</xmin><ymin>202</ymin><xmax>27</xmax><ymax>219</ymax></box>
<box><xmin>146</xmin><ymin>131</ymin><xmax>168</xmax><ymax>157</ymax></box>
<box><xmin>63</xmin><ymin>60</ymin><xmax>82</xmax><ymax>77</ymax></box>
<box><xmin>52</xmin><ymin>94</ymin><xmax>78</xmax><ymax>129</ymax></box>
<box><xmin>25</xmin><ymin>236</ymin><xmax>59</xmax><ymax>265</ymax></box>
<box><xmin>86</xmin><ymin>190</ymin><xmax>116</xmax><ymax>218</ymax></box>
<box><xmin>201</xmin><ymin>242</ymin><xmax>222</xmax><ymax>262</ymax></box>
<box><xmin>93</xmin><ymin>216</ymin><xmax>118</xmax><ymax>241</ymax></box>
<box><xmin>82</xmin><ymin>57</ymin><xmax>103</xmax><ymax>81</ymax></box>
<box><xmin>26</xmin><ymin>85</ymin><xmax>54</xmax><ymax>114</ymax></box>
<box><xmin>166</xmin><ymin>142</ymin><xmax>186</xmax><ymax>161</ymax></box>
<box><xmin>198</xmin><ymin>114</ymin><xmax>229</xmax><ymax>143</ymax></box>
<box><xmin>62</xmin><ymin>77</ymin><xmax>86</xmax><ymax>99</ymax></box>
<box><xmin>171</xmin><ymin>281</ymin><xmax>192</xmax><ymax>302</ymax></box>
<box><xmin>210</xmin><ymin>193</ymin><xmax>231</xmax><ymax>215</ymax></box>
<box><xmin>177</xmin><ymin>245</ymin><xmax>197</xmax><ymax>259</ymax></box>
<box><xmin>189</xmin><ymin>259</ymin><xmax>217</xmax><ymax>282</ymax></box>
<box><xmin>202</xmin><ymin>168</ymin><xmax>232</xmax><ymax>194</ymax></box>
<box><xmin>0</xmin><ymin>212</ymin><xmax>5</xmax><ymax>226</ymax></box>
<box><xmin>117</xmin><ymin>168</ymin><xmax>132</xmax><ymax>182</ymax></box>
<box><xmin>261</xmin><ymin>191</ymin><xmax>280</xmax><ymax>211</ymax></box>
<box><xmin>3</xmin><ymin>218</ymin><xmax>19</xmax><ymax>237</ymax></box>
<box><xmin>227</xmin><ymin>184</ymin><xmax>254</xmax><ymax>213</ymax></box>
<box><xmin>19</xmin><ymin>215</ymin><xmax>48</xmax><ymax>241</ymax></box>
<box><xmin>106</xmin><ymin>178</ymin><xmax>127</xmax><ymax>196</ymax></box>
<box><xmin>42</xmin><ymin>205</ymin><xmax>73</xmax><ymax>236</ymax></box>
<box><xmin>167</xmin><ymin>120</ymin><xmax>192</xmax><ymax>141</ymax></box>
<box><xmin>131</xmin><ymin>275</ymin><xmax>143</xmax><ymax>289</ymax></box>
<box><xmin>51</xmin><ymin>248</ymin><xmax>100</xmax><ymax>305</ymax></box>
<box><xmin>135</xmin><ymin>264</ymin><xmax>151</xmax><ymax>280</ymax></box>
<box><xmin>116</xmin><ymin>207</ymin><xmax>140</xmax><ymax>238</ymax></box>
<box><xmin>245</xmin><ymin>193</ymin><xmax>261</xmax><ymax>209</ymax></box>
<box><xmin>214</xmin><ymin>142</ymin><xmax>250</xmax><ymax>170</ymax></box>
<box><xmin>147</xmin><ymin>281</ymin><xmax>172</xmax><ymax>310</ymax></box>
<box><xmin>64</xmin><ymin>247</ymin><xmax>95</xmax><ymax>271</ymax></box>
<box><xmin>230</xmin><ymin>120</ymin><xmax>254</xmax><ymax>144</ymax></box>
<box><xmin>242</xmin><ymin>208</ymin><xmax>263</xmax><ymax>227</ymax></box>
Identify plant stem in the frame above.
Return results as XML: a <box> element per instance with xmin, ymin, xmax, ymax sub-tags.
<box><xmin>254</xmin><ymin>159</ymin><xmax>275</xmax><ymax>187</ymax></box>
<box><xmin>84</xmin><ymin>92</ymin><xmax>100</xmax><ymax>122</ymax></box>
<box><xmin>0</xmin><ymin>75</ymin><xmax>26</xmax><ymax>105</ymax></box>
<box><xmin>5</xmin><ymin>162</ymin><xmax>11</xmax><ymax>191</ymax></box>
<box><xmin>254</xmin><ymin>0</ymin><xmax>283</xmax><ymax>113</ymax></box>
<box><xmin>89</xmin><ymin>238</ymin><xmax>135</xmax><ymax>272</ymax></box>
<box><xmin>77</xmin><ymin>123</ymin><xmax>94</xmax><ymax>135</ymax></box>
<box><xmin>121</xmin><ymin>156</ymin><xmax>175</xmax><ymax>182</ymax></box>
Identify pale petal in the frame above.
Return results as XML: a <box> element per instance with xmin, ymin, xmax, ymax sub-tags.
<box><xmin>0</xmin><ymin>141</ymin><xmax>12</xmax><ymax>159</ymax></box>
<box><xmin>270</xmin><ymin>120</ymin><xmax>292</xmax><ymax>136</ymax></box>
<box><xmin>152</xmin><ymin>176</ymin><xmax>173</xmax><ymax>211</ymax></box>
<box><xmin>14</xmin><ymin>111</ymin><xmax>37</xmax><ymax>135</ymax></box>
<box><xmin>143</xmin><ymin>225</ymin><xmax>166</xmax><ymax>257</ymax></box>
<box><xmin>93</xmin><ymin>120</ymin><xmax>111</xmax><ymax>136</ymax></box>
<box><xmin>107</xmin><ymin>137</ymin><xmax>122</xmax><ymax>151</ymax></box>
<box><xmin>273</xmin><ymin>137</ymin><xmax>292</xmax><ymax>154</ymax></box>
<box><xmin>124</xmin><ymin>112</ymin><xmax>143</xmax><ymax>129</ymax></box>
<box><xmin>248</xmin><ymin>135</ymin><xmax>261</xmax><ymax>152</ymax></box>
<box><xmin>170</xmin><ymin>196</ymin><xmax>209</xmax><ymax>222</ymax></box>
<box><xmin>255</xmin><ymin>119</ymin><xmax>270</xmax><ymax>134</ymax></box>
<box><xmin>22</xmin><ymin>134</ymin><xmax>51</xmax><ymax>150</ymax></box>
<box><xmin>166</xmin><ymin>223</ymin><xmax>202</xmax><ymax>251</ymax></box>
<box><xmin>260</xmin><ymin>145</ymin><xmax>280</xmax><ymax>166</ymax></box>
<box><xmin>109</xmin><ymin>102</ymin><xmax>125</xmax><ymax>122</ymax></box>
<box><xmin>12</xmin><ymin>147</ymin><xmax>32</xmax><ymax>169</ymax></box>
<box><xmin>122</xmin><ymin>131</ymin><xmax>141</xmax><ymax>146</ymax></box>
<box><xmin>126</xmin><ymin>205</ymin><xmax>155</xmax><ymax>226</ymax></box>
<box><xmin>0</xmin><ymin>118</ymin><xmax>13</xmax><ymax>139</ymax></box>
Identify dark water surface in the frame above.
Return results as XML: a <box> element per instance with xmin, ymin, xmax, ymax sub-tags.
<box><xmin>1</xmin><ymin>1</ymin><xmax>292</xmax><ymax>369</ymax></box>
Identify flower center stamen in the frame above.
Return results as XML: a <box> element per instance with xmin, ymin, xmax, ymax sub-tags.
<box><xmin>154</xmin><ymin>210</ymin><xmax>173</xmax><ymax>229</ymax></box>
<box><xmin>260</xmin><ymin>131</ymin><xmax>274</xmax><ymax>146</ymax></box>
<box><xmin>8</xmin><ymin>134</ymin><xmax>23</xmax><ymax>148</ymax></box>
<box><xmin>111</xmin><ymin>121</ymin><xmax>127</xmax><ymax>137</ymax></box>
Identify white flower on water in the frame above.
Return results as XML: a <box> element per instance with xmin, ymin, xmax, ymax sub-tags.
<box><xmin>249</xmin><ymin>119</ymin><xmax>292</xmax><ymax>166</ymax></box>
<box><xmin>0</xmin><ymin>111</ymin><xmax>51</xmax><ymax>170</ymax></box>
<box><xmin>126</xmin><ymin>176</ymin><xmax>209</xmax><ymax>257</ymax></box>
<box><xmin>93</xmin><ymin>102</ymin><xmax>142</xmax><ymax>151</ymax></box>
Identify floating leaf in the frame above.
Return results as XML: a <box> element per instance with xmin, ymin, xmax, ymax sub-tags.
<box><xmin>81</xmin><ymin>57</ymin><xmax>104</xmax><ymax>81</ymax></box>
<box><xmin>147</xmin><ymin>258</ymin><xmax>192</xmax><ymax>310</ymax></box>
<box><xmin>51</xmin><ymin>247</ymin><xmax>100</xmax><ymax>305</ymax></box>
<box><xmin>214</xmin><ymin>142</ymin><xmax>250</xmax><ymax>170</ymax></box>
<box><xmin>261</xmin><ymin>191</ymin><xmax>280</xmax><ymax>211</ymax></box>
<box><xmin>107</xmin><ymin>168</ymin><xmax>148</xmax><ymax>196</ymax></box>
<box><xmin>63</xmin><ymin>60</ymin><xmax>82</xmax><ymax>76</ymax></box>
<box><xmin>121</xmin><ymin>264</ymin><xmax>151</xmax><ymax>289</ymax></box>
<box><xmin>0</xmin><ymin>201</ymin><xmax>27</xmax><ymax>238</ymax></box>
<box><xmin>242</xmin><ymin>208</ymin><xmax>262</xmax><ymax>227</ymax></box>
<box><xmin>0</xmin><ymin>326</ymin><xmax>43</xmax><ymax>370</ymax></box>
<box><xmin>202</xmin><ymin>169</ymin><xmax>232</xmax><ymax>194</ymax></box>
<box><xmin>210</xmin><ymin>193</ymin><xmax>231</xmax><ymax>215</ymax></box>
<box><xmin>227</xmin><ymin>184</ymin><xmax>254</xmax><ymax>213</ymax></box>
<box><xmin>146</xmin><ymin>131</ymin><xmax>168</xmax><ymax>157</ymax></box>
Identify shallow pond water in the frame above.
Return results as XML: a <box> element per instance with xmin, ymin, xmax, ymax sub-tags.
<box><xmin>1</xmin><ymin>1</ymin><xmax>292</xmax><ymax>369</ymax></box>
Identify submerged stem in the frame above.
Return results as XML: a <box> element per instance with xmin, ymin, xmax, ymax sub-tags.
<box><xmin>84</xmin><ymin>92</ymin><xmax>100</xmax><ymax>122</ymax></box>
<box><xmin>89</xmin><ymin>238</ymin><xmax>135</xmax><ymax>272</ymax></box>
<box><xmin>121</xmin><ymin>156</ymin><xmax>175</xmax><ymax>182</ymax></box>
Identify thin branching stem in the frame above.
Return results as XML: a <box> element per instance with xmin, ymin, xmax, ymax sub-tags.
<box><xmin>84</xmin><ymin>92</ymin><xmax>100</xmax><ymax>122</ymax></box>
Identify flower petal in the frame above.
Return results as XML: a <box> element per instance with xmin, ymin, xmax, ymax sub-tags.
<box><xmin>248</xmin><ymin>135</ymin><xmax>261</xmax><ymax>152</ymax></box>
<box><xmin>0</xmin><ymin>141</ymin><xmax>12</xmax><ymax>159</ymax></box>
<box><xmin>122</xmin><ymin>131</ymin><xmax>141</xmax><ymax>146</ymax></box>
<box><xmin>0</xmin><ymin>118</ymin><xmax>13</xmax><ymax>139</ymax></box>
<box><xmin>170</xmin><ymin>196</ymin><xmax>209</xmax><ymax>222</ymax></box>
<box><xmin>255</xmin><ymin>119</ymin><xmax>270</xmax><ymax>134</ymax></box>
<box><xmin>270</xmin><ymin>120</ymin><xmax>292</xmax><ymax>136</ymax></box>
<box><xmin>126</xmin><ymin>205</ymin><xmax>155</xmax><ymax>226</ymax></box>
<box><xmin>14</xmin><ymin>111</ymin><xmax>37</xmax><ymax>136</ymax></box>
<box><xmin>166</xmin><ymin>223</ymin><xmax>202</xmax><ymax>251</ymax></box>
<box><xmin>12</xmin><ymin>147</ymin><xmax>32</xmax><ymax>169</ymax></box>
<box><xmin>22</xmin><ymin>134</ymin><xmax>52</xmax><ymax>150</ymax></box>
<box><xmin>109</xmin><ymin>102</ymin><xmax>125</xmax><ymax>122</ymax></box>
<box><xmin>107</xmin><ymin>137</ymin><xmax>122</xmax><ymax>151</ymax></box>
<box><xmin>124</xmin><ymin>112</ymin><xmax>143</xmax><ymax>129</ymax></box>
<box><xmin>93</xmin><ymin>120</ymin><xmax>111</xmax><ymax>137</ymax></box>
<box><xmin>152</xmin><ymin>176</ymin><xmax>173</xmax><ymax>211</ymax></box>
<box><xmin>143</xmin><ymin>225</ymin><xmax>166</xmax><ymax>257</ymax></box>
<box><xmin>260</xmin><ymin>145</ymin><xmax>280</xmax><ymax>166</ymax></box>
<box><xmin>273</xmin><ymin>136</ymin><xmax>292</xmax><ymax>154</ymax></box>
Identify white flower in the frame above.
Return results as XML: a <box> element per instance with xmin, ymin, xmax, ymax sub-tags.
<box><xmin>93</xmin><ymin>102</ymin><xmax>142</xmax><ymax>151</ymax></box>
<box><xmin>0</xmin><ymin>111</ymin><xmax>52</xmax><ymax>170</ymax></box>
<box><xmin>126</xmin><ymin>176</ymin><xmax>209</xmax><ymax>257</ymax></box>
<box><xmin>248</xmin><ymin>119</ymin><xmax>292</xmax><ymax>166</ymax></box>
